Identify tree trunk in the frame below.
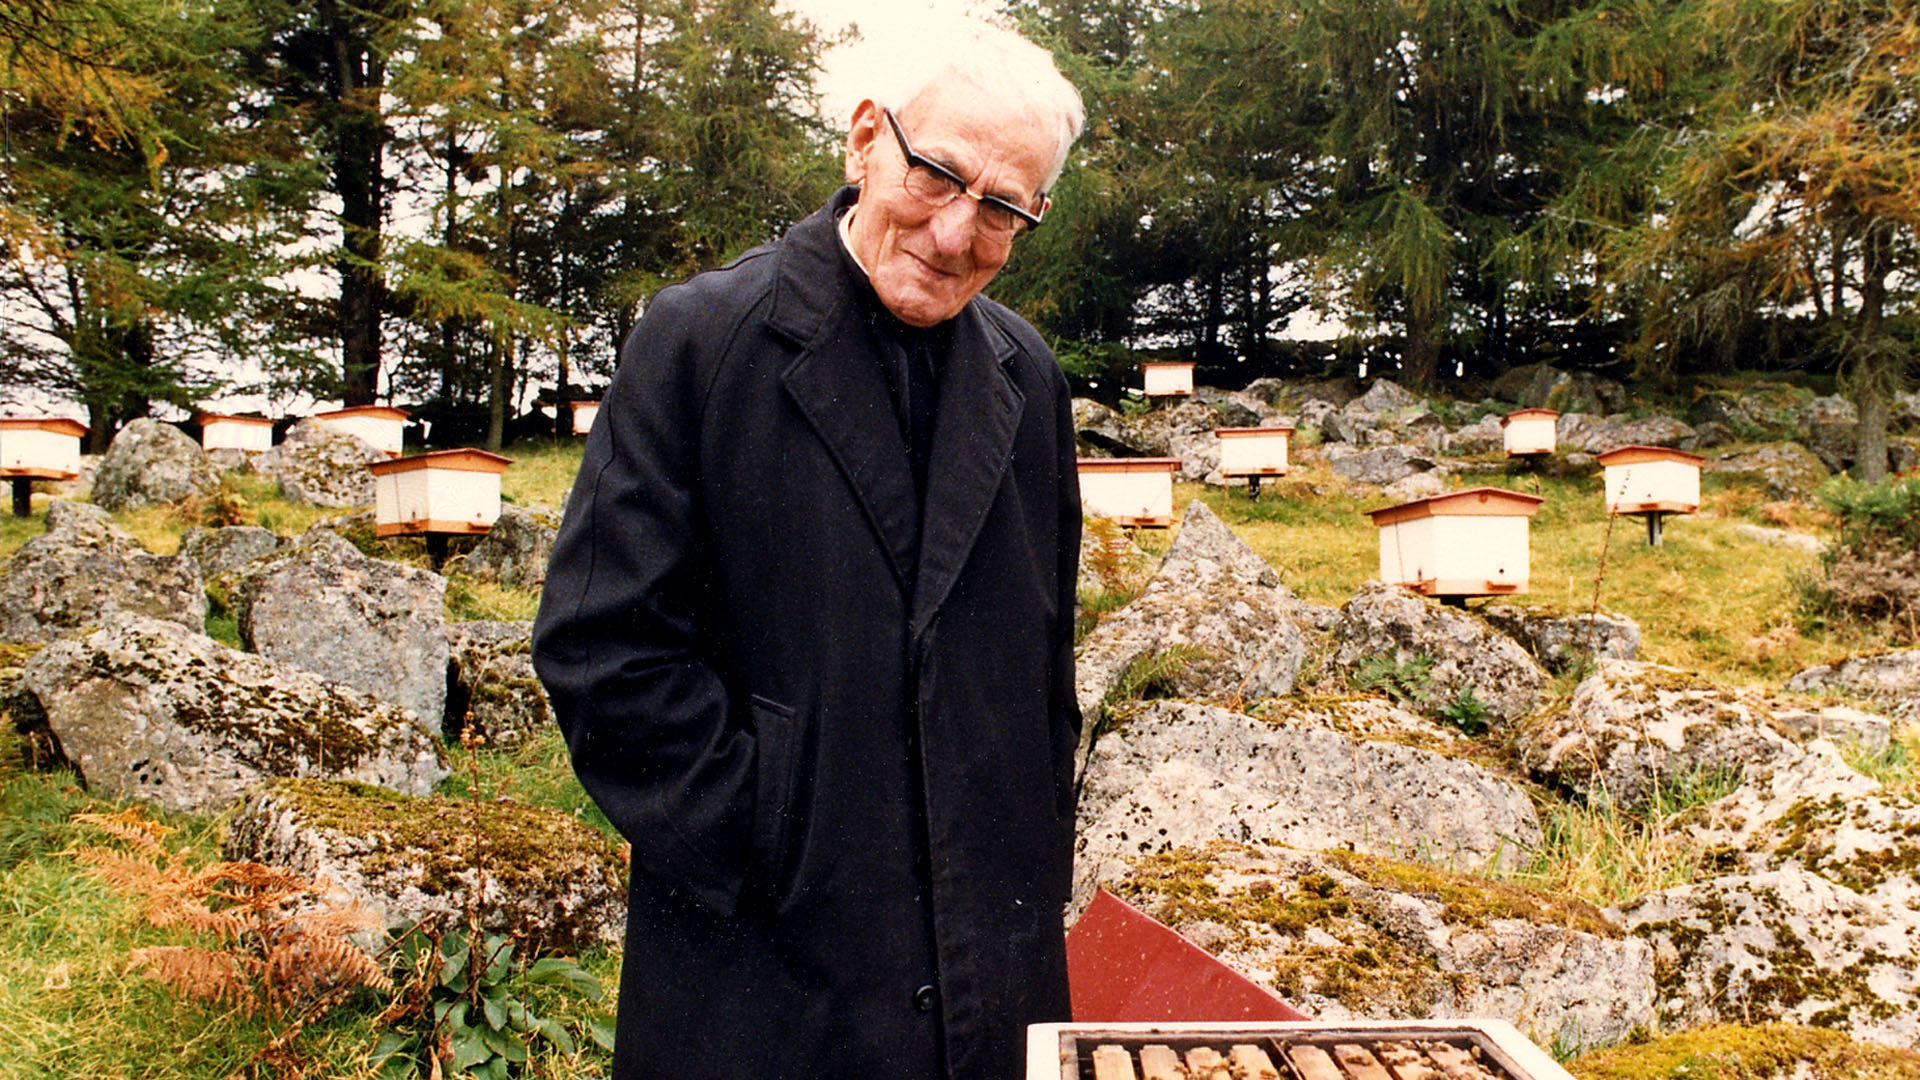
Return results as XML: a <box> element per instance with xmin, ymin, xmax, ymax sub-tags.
<box><xmin>321</xmin><ymin>0</ymin><xmax>387</xmax><ymax>406</ymax></box>
<box><xmin>1402</xmin><ymin>301</ymin><xmax>1440</xmax><ymax>391</ymax></box>
<box><xmin>486</xmin><ymin>334</ymin><xmax>509</xmax><ymax>451</ymax></box>
<box><xmin>1854</xmin><ymin>225</ymin><xmax>1892</xmax><ymax>482</ymax></box>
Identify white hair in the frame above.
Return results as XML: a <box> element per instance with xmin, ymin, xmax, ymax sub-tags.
<box><xmin>845</xmin><ymin>16</ymin><xmax>1084</xmax><ymax>191</ymax></box>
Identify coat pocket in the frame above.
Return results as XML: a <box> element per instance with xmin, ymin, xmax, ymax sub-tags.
<box><xmin>747</xmin><ymin>694</ymin><xmax>805</xmax><ymax>895</ymax></box>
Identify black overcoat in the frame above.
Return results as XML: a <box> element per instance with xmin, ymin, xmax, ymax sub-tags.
<box><xmin>533</xmin><ymin>187</ymin><xmax>1082</xmax><ymax>1080</ymax></box>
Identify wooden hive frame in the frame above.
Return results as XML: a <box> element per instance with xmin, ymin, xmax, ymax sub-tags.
<box><xmin>1029</xmin><ymin>1019</ymin><xmax>1575</xmax><ymax>1080</ymax></box>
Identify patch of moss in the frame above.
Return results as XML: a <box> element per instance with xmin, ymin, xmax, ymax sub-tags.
<box><xmin>1115</xmin><ymin>844</ymin><xmax>1547</xmax><ymax>1016</ymax></box>
<box><xmin>1566</xmin><ymin>1022</ymin><xmax>1920</xmax><ymax>1080</ymax></box>
<box><xmin>252</xmin><ymin>777</ymin><xmax>624</xmax><ymax>939</ymax></box>
<box><xmin>1323</xmin><ymin>849</ymin><xmax>1622</xmax><ymax>938</ymax></box>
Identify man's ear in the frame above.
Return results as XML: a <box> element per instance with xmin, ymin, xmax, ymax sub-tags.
<box><xmin>844</xmin><ymin>99</ymin><xmax>882</xmax><ymax>185</ymax></box>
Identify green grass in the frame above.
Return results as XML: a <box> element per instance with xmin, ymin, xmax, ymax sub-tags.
<box><xmin>1190</xmin><ymin>455</ymin><xmax>1841</xmax><ymax>688</ymax></box>
<box><xmin>0</xmin><ymin>428</ymin><xmax>1913</xmax><ymax>1071</ymax></box>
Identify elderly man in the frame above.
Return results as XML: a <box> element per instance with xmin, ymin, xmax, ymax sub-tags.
<box><xmin>533</xmin><ymin>22</ymin><xmax>1086</xmax><ymax>1080</ymax></box>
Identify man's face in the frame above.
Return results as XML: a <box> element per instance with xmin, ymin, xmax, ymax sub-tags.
<box><xmin>843</xmin><ymin>80</ymin><xmax>1056</xmax><ymax>328</ymax></box>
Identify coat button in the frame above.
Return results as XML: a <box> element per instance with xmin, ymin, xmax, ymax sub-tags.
<box><xmin>913</xmin><ymin>984</ymin><xmax>937</xmax><ymax>1012</ymax></box>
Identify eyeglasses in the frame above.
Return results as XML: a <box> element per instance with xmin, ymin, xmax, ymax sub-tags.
<box><xmin>884</xmin><ymin>108</ymin><xmax>1047</xmax><ymax>240</ymax></box>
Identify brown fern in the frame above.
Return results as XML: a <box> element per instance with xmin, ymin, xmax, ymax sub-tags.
<box><xmin>66</xmin><ymin>806</ymin><xmax>390</xmax><ymax>1019</ymax></box>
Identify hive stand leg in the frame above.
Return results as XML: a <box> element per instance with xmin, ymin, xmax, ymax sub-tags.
<box><xmin>1248</xmin><ymin>475</ymin><xmax>1262</xmax><ymax>501</ymax></box>
<box><xmin>1440</xmin><ymin>595</ymin><xmax>1467</xmax><ymax>609</ymax></box>
<box><xmin>1646</xmin><ymin>512</ymin><xmax>1663</xmax><ymax>547</ymax></box>
<box><xmin>10</xmin><ymin>478</ymin><xmax>30</xmax><ymax>518</ymax></box>
<box><xmin>426</xmin><ymin>532</ymin><xmax>450</xmax><ymax>570</ymax></box>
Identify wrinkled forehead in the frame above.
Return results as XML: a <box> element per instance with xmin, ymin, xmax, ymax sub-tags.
<box><xmin>894</xmin><ymin>74</ymin><xmax>1064</xmax><ymax>186</ymax></box>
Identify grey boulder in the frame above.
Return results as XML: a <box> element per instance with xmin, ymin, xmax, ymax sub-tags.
<box><xmin>235</xmin><ymin>529</ymin><xmax>449</xmax><ymax>727</ymax></box>
<box><xmin>446</xmin><ymin>619</ymin><xmax>552</xmax><ymax>746</ymax></box>
<box><xmin>1516</xmin><ymin>659</ymin><xmax>1802</xmax><ymax>813</ymax></box>
<box><xmin>226</xmin><ymin>777</ymin><xmax>624</xmax><ymax>954</ymax></box>
<box><xmin>1328</xmin><ymin>582</ymin><xmax>1548</xmax><ymax>727</ymax></box>
<box><xmin>0</xmin><ymin>500</ymin><xmax>203</xmax><ymax>643</ymax></box>
<box><xmin>90</xmin><ymin>418</ymin><xmax>220</xmax><ymax>511</ymax></box>
<box><xmin>256</xmin><ymin>419</ymin><xmax>385</xmax><ymax>508</ymax></box>
<box><xmin>17</xmin><ymin>613</ymin><xmax>446</xmax><ymax>812</ymax></box>
<box><xmin>1074</xmin><ymin>700</ymin><xmax>1542</xmax><ymax>909</ymax></box>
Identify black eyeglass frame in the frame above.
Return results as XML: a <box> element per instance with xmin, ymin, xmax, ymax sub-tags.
<box><xmin>883</xmin><ymin>108</ymin><xmax>1048</xmax><ymax>237</ymax></box>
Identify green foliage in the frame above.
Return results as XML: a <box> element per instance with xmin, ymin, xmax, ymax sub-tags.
<box><xmin>373</xmin><ymin>925</ymin><xmax>612</xmax><ymax>1080</ymax></box>
<box><xmin>1817</xmin><ymin>475</ymin><xmax>1920</xmax><ymax>553</ymax></box>
<box><xmin>1800</xmin><ymin>475</ymin><xmax>1920</xmax><ymax>641</ymax></box>
<box><xmin>1348</xmin><ymin>650</ymin><xmax>1433</xmax><ymax>710</ymax></box>
<box><xmin>1437</xmin><ymin>687</ymin><xmax>1492</xmax><ymax>737</ymax></box>
<box><xmin>1106</xmin><ymin>645</ymin><xmax>1208</xmax><ymax>709</ymax></box>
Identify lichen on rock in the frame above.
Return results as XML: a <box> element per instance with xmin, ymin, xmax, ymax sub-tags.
<box><xmin>1106</xmin><ymin>841</ymin><xmax>1653</xmax><ymax>1056</ymax></box>
<box><xmin>225</xmin><ymin>776</ymin><xmax>626</xmax><ymax>955</ymax></box>
<box><xmin>18</xmin><ymin>613</ymin><xmax>446</xmax><ymax>812</ymax></box>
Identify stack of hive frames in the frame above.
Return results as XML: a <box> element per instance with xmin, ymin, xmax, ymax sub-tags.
<box><xmin>1032</xmin><ymin>1021</ymin><xmax>1571</xmax><ymax>1080</ymax></box>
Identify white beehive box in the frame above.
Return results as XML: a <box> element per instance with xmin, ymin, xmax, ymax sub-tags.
<box><xmin>1599</xmin><ymin>445</ymin><xmax>1702</xmax><ymax>515</ymax></box>
<box><xmin>1366</xmin><ymin>487</ymin><xmax>1544</xmax><ymax>598</ymax></box>
<box><xmin>1215</xmin><ymin>426</ymin><xmax>1293</xmax><ymax>478</ymax></box>
<box><xmin>1078</xmin><ymin>457</ymin><xmax>1180</xmax><ymax>527</ymax></box>
<box><xmin>198</xmin><ymin>412</ymin><xmax>275</xmax><ymax>452</ymax></box>
<box><xmin>314</xmin><ymin>404</ymin><xmax>409</xmax><ymax>456</ymax></box>
<box><xmin>1027</xmin><ymin>1019</ymin><xmax>1575</xmax><ymax>1080</ymax></box>
<box><xmin>369</xmin><ymin>448</ymin><xmax>513</xmax><ymax>538</ymax></box>
<box><xmin>568</xmin><ymin>399</ymin><xmax>601</xmax><ymax>435</ymax></box>
<box><xmin>0</xmin><ymin>417</ymin><xmax>87</xmax><ymax>479</ymax></box>
<box><xmin>1501</xmin><ymin>408</ymin><xmax>1559</xmax><ymax>457</ymax></box>
<box><xmin>1141</xmin><ymin>361</ymin><xmax>1195</xmax><ymax>398</ymax></box>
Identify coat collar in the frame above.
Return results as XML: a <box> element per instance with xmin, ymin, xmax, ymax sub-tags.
<box><xmin>774</xmin><ymin>188</ymin><xmax>1026</xmax><ymax>628</ymax></box>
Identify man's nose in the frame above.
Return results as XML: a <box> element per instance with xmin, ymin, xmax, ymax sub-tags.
<box><xmin>926</xmin><ymin>197</ymin><xmax>981</xmax><ymax>257</ymax></box>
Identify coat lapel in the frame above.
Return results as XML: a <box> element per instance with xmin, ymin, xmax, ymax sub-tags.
<box><xmin>771</xmin><ymin>197</ymin><xmax>919</xmax><ymax>593</ymax></box>
<box><xmin>911</xmin><ymin>306</ymin><xmax>1023</xmax><ymax>635</ymax></box>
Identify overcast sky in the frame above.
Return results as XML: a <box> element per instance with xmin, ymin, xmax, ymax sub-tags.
<box><xmin>776</xmin><ymin>0</ymin><xmax>999</xmax><ymax>126</ymax></box>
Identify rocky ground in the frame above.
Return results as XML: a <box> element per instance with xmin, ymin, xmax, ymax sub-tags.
<box><xmin>6</xmin><ymin>366</ymin><xmax>1920</xmax><ymax>1070</ymax></box>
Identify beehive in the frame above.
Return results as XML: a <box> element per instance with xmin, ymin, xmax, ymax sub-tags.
<box><xmin>1500</xmin><ymin>408</ymin><xmax>1559</xmax><ymax>457</ymax></box>
<box><xmin>369</xmin><ymin>448</ymin><xmax>512</xmax><ymax>537</ymax></box>
<box><xmin>1027</xmin><ymin>1019</ymin><xmax>1575</xmax><ymax>1080</ymax></box>
<box><xmin>1366</xmin><ymin>487</ymin><xmax>1544</xmax><ymax>598</ymax></box>
<box><xmin>198</xmin><ymin>412</ymin><xmax>275</xmax><ymax>452</ymax></box>
<box><xmin>1078</xmin><ymin>458</ymin><xmax>1180</xmax><ymax>528</ymax></box>
<box><xmin>1141</xmin><ymin>361</ymin><xmax>1195</xmax><ymax>398</ymax></box>
<box><xmin>568</xmin><ymin>398</ymin><xmax>601</xmax><ymax>435</ymax></box>
<box><xmin>0</xmin><ymin>417</ymin><xmax>87</xmax><ymax>479</ymax></box>
<box><xmin>1598</xmin><ymin>445</ymin><xmax>1702</xmax><ymax>515</ymax></box>
<box><xmin>1215</xmin><ymin>427</ymin><xmax>1292</xmax><ymax>478</ymax></box>
<box><xmin>313</xmin><ymin>404</ymin><xmax>409</xmax><ymax>456</ymax></box>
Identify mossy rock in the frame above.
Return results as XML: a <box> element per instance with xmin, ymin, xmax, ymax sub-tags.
<box><xmin>1566</xmin><ymin>1022</ymin><xmax>1920</xmax><ymax>1080</ymax></box>
<box><xmin>227</xmin><ymin>776</ymin><xmax>626</xmax><ymax>956</ymax></box>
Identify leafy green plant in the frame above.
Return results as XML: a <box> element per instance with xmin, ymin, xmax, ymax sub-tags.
<box><xmin>1817</xmin><ymin>474</ymin><xmax>1920</xmax><ymax>552</ymax></box>
<box><xmin>371</xmin><ymin>924</ymin><xmax>611</xmax><ymax>1079</ymax></box>
<box><xmin>1106</xmin><ymin>645</ymin><xmax>1209</xmax><ymax>709</ymax></box>
<box><xmin>1436</xmin><ymin>687</ymin><xmax>1492</xmax><ymax>736</ymax></box>
<box><xmin>1348</xmin><ymin>651</ymin><xmax>1433</xmax><ymax>709</ymax></box>
<box><xmin>1800</xmin><ymin>474</ymin><xmax>1920</xmax><ymax>641</ymax></box>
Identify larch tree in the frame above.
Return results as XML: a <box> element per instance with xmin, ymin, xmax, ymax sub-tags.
<box><xmin>1611</xmin><ymin>0</ymin><xmax>1920</xmax><ymax>479</ymax></box>
<box><xmin>385</xmin><ymin>0</ymin><xmax>610</xmax><ymax>449</ymax></box>
<box><xmin>0</xmin><ymin>0</ymin><xmax>317</xmax><ymax>448</ymax></box>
